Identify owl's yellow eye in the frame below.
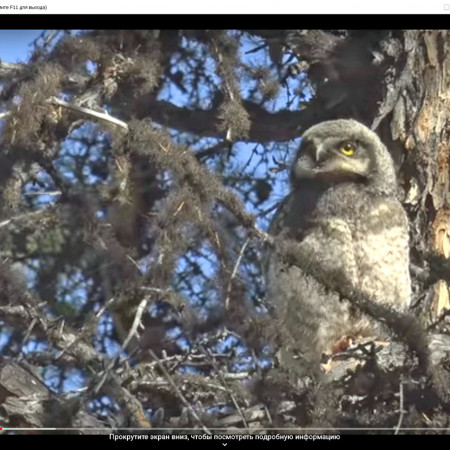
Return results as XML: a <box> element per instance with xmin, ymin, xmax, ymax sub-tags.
<box><xmin>339</xmin><ymin>142</ymin><xmax>356</xmax><ymax>156</ymax></box>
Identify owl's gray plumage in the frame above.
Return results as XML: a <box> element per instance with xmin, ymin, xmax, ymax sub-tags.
<box><xmin>264</xmin><ymin>119</ymin><xmax>411</xmax><ymax>372</ymax></box>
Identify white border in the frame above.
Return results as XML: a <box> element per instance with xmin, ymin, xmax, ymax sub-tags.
<box><xmin>0</xmin><ymin>1</ymin><xmax>449</xmax><ymax>15</ymax></box>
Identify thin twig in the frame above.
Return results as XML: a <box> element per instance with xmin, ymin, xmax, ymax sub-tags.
<box><xmin>394</xmin><ymin>379</ymin><xmax>405</xmax><ymax>435</ymax></box>
<box><xmin>120</xmin><ymin>298</ymin><xmax>148</xmax><ymax>353</ymax></box>
<box><xmin>147</xmin><ymin>348</ymin><xmax>212</xmax><ymax>435</ymax></box>
<box><xmin>43</xmin><ymin>30</ymin><xmax>59</xmax><ymax>47</ymax></box>
<box><xmin>140</xmin><ymin>286</ymin><xmax>170</xmax><ymax>294</ymax></box>
<box><xmin>225</xmin><ymin>237</ymin><xmax>250</xmax><ymax>309</ymax></box>
<box><xmin>20</xmin><ymin>318</ymin><xmax>38</xmax><ymax>350</ymax></box>
<box><xmin>95</xmin><ymin>297</ymin><xmax>116</xmax><ymax>319</ymax></box>
<box><xmin>0</xmin><ymin>208</ymin><xmax>51</xmax><ymax>229</ymax></box>
<box><xmin>126</xmin><ymin>254</ymin><xmax>141</xmax><ymax>271</ymax></box>
<box><xmin>201</xmin><ymin>345</ymin><xmax>249</xmax><ymax>430</ymax></box>
<box><xmin>95</xmin><ymin>298</ymin><xmax>148</xmax><ymax>394</ymax></box>
<box><xmin>24</xmin><ymin>190</ymin><xmax>62</xmax><ymax>197</ymax></box>
<box><xmin>56</xmin><ymin>298</ymin><xmax>116</xmax><ymax>363</ymax></box>
<box><xmin>48</xmin><ymin>96</ymin><xmax>129</xmax><ymax>131</ymax></box>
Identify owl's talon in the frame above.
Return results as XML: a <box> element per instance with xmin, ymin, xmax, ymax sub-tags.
<box><xmin>320</xmin><ymin>356</ymin><xmax>333</xmax><ymax>372</ymax></box>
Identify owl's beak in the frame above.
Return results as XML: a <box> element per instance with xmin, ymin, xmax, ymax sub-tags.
<box><xmin>314</xmin><ymin>145</ymin><xmax>325</xmax><ymax>162</ymax></box>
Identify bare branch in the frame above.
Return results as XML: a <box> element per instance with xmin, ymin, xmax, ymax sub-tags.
<box><xmin>0</xmin><ymin>208</ymin><xmax>53</xmax><ymax>229</ymax></box>
<box><xmin>225</xmin><ymin>237</ymin><xmax>250</xmax><ymax>310</ymax></box>
<box><xmin>115</xmin><ymin>96</ymin><xmax>307</xmax><ymax>142</ymax></box>
<box><xmin>49</xmin><ymin>96</ymin><xmax>129</xmax><ymax>131</ymax></box>
<box><xmin>0</xmin><ymin>61</ymin><xmax>23</xmax><ymax>80</ymax></box>
<box><xmin>147</xmin><ymin>348</ymin><xmax>212</xmax><ymax>435</ymax></box>
<box><xmin>202</xmin><ymin>345</ymin><xmax>249</xmax><ymax>429</ymax></box>
<box><xmin>394</xmin><ymin>379</ymin><xmax>406</xmax><ymax>435</ymax></box>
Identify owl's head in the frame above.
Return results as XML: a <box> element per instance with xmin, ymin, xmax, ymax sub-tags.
<box><xmin>291</xmin><ymin>119</ymin><xmax>397</xmax><ymax>195</ymax></box>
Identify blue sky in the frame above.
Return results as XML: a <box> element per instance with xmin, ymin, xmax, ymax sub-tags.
<box><xmin>0</xmin><ymin>30</ymin><xmax>43</xmax><ymax>62</ymax></box>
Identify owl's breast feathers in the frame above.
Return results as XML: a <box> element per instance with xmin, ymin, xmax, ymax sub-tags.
<box><xmin>268</xmin><ymin>182</ymin><xmax>411</xmax><ymax>312</ymax></box>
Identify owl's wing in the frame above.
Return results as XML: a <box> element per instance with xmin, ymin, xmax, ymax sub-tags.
<box><xmin>354</xmin><ymin>197</ymin><xmax>411</xmax><ymax>309</ymax></box>
<box><xmin>263</xmin><ymin>208</ymin><xmax>359</xmax><ymax>368</ymax></box>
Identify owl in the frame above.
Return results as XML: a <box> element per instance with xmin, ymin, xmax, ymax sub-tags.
<box><xmin>264</xmin><ymin>119</ymin><xmax>411</xmax><ymax>373</ymax></box>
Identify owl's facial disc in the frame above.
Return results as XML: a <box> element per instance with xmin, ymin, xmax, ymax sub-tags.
<box><xmin>292</xmin><ymin>139</ymin><xmax>371</xmax><ymax>184</ymax></box>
